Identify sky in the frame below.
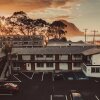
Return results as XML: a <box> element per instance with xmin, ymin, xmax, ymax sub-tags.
<box><xmin>0</xmin><ymin>0</ymin><xmax>100</xmax><ymax>35</ymax></box>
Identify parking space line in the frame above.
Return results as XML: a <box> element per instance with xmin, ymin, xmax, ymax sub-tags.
<box><xmin>0</xmin><ymin>94</ymin><xmax>13</xmax><ymax>96</ymax></box>
<box><xmin>53</xmin><ymin>95</ymin><xmax>65</xmax><ymax>97</ymax></box>
<box><xmin>2</xmin><ymin>81</ymin><xmax>21</xmax><ymax>83</ymax></box>
<box><xmin>95</xmin><ymin>95</ymin><xmax>100</xmax><ymax>100</ymax></box>
<box><xmin>13</xmin><ymin>75</ymin><xmax>21</xmax><ymax>82</ymax></box>
<box><xmin>95</xmin><ymin>80</ymin><xmax>99</xmax><ymax>83</ymax></box>
<box><xmin>14</xmin><ymin>74</ymin><xmax>19</xmax><ymax>75</ymax></box>
<box><xmin>65</xmin><ymin>95</ymin><xmax>68</xmax><ymax>100</ymax></box>
<box><xmin>30</xmin><ymin>72</ymin><xmax>34</xmax><ymax>79</ymax></box>
<box><xmin>20</xmin><ymin>72</ymin><xmax>31</xmax><ymax>79</ymax></box>
<box><xmin>41</xmin><ymin>72</ymin><xmax>44</xmax><ymax>81</ymax></box>
<box><xmin>63</xmin><ymin>76</ymin><xmax>66</xmax><ymax>81</ymax></box>
<box><xmin>50</xmin><ymin>95</ymin><xmax>52</xmax><ymax>100</ymax></box>
<box><xmin>52</xmin><ymin>72</ymin><xmax>54</xmax><ymax>81</ymax></box>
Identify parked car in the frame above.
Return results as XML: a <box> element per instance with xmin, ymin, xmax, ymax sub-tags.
<box><xmin>54</xmin><ymin>72</ymin><xmax>64</xmax><ymax>80</ymax></box>
<box><xmin>70</xmin><ymin>90</ymin><xmax>83</xmax><ymax>100</ymax></box>
<box><xmin>0</xmin><ymin>83</ymin><xmax>19</xmax><ymax>94</ymax></box>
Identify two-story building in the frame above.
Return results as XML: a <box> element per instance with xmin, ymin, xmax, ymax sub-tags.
<box><xmin>0</xmin><ymin>35</ymin><xmax>45</xmax><ymax>48</ymax></box>
<box><xmin>11</xmin><ymin>46</ymin><xmax>93</xmax><ymax>72</ymax></box>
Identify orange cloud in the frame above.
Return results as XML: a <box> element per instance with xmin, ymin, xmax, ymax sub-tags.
<box><xmin>0</xmin><ymin>0</ymin><xmax>81</xmax><ymax>13</ymax></box>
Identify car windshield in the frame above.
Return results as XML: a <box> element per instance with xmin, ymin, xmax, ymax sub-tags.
<box><xmin>72</xmin><ymin>93</ymin><xmax>83</xmax><ymax>100</ymax></box>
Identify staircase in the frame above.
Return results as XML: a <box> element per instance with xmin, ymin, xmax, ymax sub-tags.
<box><xmin>0</xmin><ymin>60</ymin><xmax>11</xmax><ymax>81</ymax></box>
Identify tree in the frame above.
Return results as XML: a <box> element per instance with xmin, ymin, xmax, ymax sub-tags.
<box><xmin>1</xmin><ymin>42</ymin><xmax>12</xmax><ymax>57</ymax></box>
<box><xmin>50</xmin><ymin>21</ymin><xmax>67</xmax><ymax>39</ymax></box>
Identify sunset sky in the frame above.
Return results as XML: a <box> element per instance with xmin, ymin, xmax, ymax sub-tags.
<box><xmin>0</xmin><ymin>0</ymin><xmax>100</xmax><ymax>33</ymax></box>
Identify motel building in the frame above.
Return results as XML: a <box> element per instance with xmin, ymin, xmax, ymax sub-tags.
<box><xmin>0</xmin><ymin>35</ymin><xmax>100</xmax><ymax>80</ymax></box>
<box><xmin>11</xmin><ymin>46</ymin><xmax>94</xmax><ymax>72</ymax></box>
<box><xmin>82</xmin><ymin>48</ymin><xmax>100</xmax><ymax>78</ymax></box>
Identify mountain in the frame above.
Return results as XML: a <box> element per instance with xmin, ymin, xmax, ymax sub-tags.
<box><xmin>0</xmin><ymin>11</ymin><xmax>83</xmax><ymax>37</ymax></box>
<box><xmin>59</xmin><ymin>20</ymin><xmax>84</xmax><ymax>36</ymax></box>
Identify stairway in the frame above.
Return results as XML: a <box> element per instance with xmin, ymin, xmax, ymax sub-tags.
<box><xmin>0</xmin><ymin>60</ymin><xmax>10</xmax><ymax>81</ymax></box>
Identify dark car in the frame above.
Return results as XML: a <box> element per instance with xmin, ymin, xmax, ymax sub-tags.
<box><xmin>54</xmin><ymin>72</ymin><xmax>64</xmax><ymax>81</ymax></box>
<box><xmin>70</xmin><ymin>90</ymin><xmax>83</xmax><ymax>100</ymax></box>
<box><xmin>0</xmin><ymin>83</ymin><xmax>19</xmax><ymax>94</ymax></box>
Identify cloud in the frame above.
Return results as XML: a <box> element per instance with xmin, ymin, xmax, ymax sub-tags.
<box><xmin>0</xmin><ymin>0</ymin><xmax>83</xmax><ymax>21</ymax></box>
<box><xmin>0</xmin><ymin>0</ymin><xmax>81</xmax><ymax>12</ymax></box>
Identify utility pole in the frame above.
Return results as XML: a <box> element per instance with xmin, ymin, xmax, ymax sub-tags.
<box><xmin>83</xmin><ymin>29</ymin><xmax>88</xmax><ymax>43</ymax></box>
<box><xmin>92</xmin><ymin>30</ymin><xmax>98</xmax><ymax>44</ymax></box>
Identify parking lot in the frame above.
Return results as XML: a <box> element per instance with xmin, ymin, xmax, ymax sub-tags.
<box><xmin>16</xmin><ymin>71</ymin><xmax>89</xmax><ymax>82</ymax></box>
<box><xmin>0</xmin><ymin>71</ymin><xmax>100</xmax><ymax>100</ymax></box>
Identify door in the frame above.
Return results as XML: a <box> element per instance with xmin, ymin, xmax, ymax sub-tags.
<box><xmin>26</xmin><ymin>63</ymin><xmax>31</xmax><ymax>71</ymax></box>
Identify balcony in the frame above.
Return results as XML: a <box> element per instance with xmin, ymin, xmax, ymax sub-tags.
<box><xmin>72</xmin><ymin>55</ymin><xmax>82</xmax><ymax>61</ymax></box>
<box><xmin>59</xmin><ymin>55</ymin><xmax>68</xmax><ymax>60</ymax></box>
<box><xmin>82</xmin><ymin>63</ymin><xmax>100</xmax><ymax>78</ymax></box>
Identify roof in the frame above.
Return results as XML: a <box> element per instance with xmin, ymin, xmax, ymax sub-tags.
<box><xmin>48</xmin><ymin>39</ymin><xmax>95</xmax><ymax>47</ymax></box>
<box><xmin>48</xmin><ymin>38</ymin><xmax>66</xmax><ymax>43</ymax></box>
<box><xmin>82</xmin><ymin>48</ymin><xmax>100</xmax><ymax>55</ymax></box>
<box><xmin>12</xmin><ymin>46</ymin><xmax>93</xmax><ymax>55</ymax></box>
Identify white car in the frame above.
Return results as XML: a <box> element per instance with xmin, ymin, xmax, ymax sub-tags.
<box><xmin>0</xmin><ymin>83</ymin><xmax>19</xmax><ymax>94</ymax></box>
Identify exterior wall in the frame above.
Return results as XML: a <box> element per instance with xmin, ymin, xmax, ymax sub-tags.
<box><xmin>12</xmin><ymin>54</ymin><xmax>84</xmax><ymax>71</ymax></box>
<box><xmin>55</xmin><ymin>55</ymin><xmax>59</xmax><ymax>70</ymax></box>
<box><xmin>31</xmin><ymin>63</ymin><xmax>35</xmax><ymax>70</ymax></box>
<box><xmin>68</xmin><ymin>55</ymin><xmax>72</xmax><ymax>70</ymax></box>
<box><xmin>59</xmin><ymin>63</ymin><xmax>68</xmax><ymax>70</ymax></box>
<box><xmin>12</xmin><ymin>62</ymin><xmax>20</xmax><ymax>71</ymax></box>
<box><xmin>92</xmin><ymin>54</ymin><xmax>100</xmax><ymax>65</ymax></box>
<box><xmin>35</xmin><ymin>63</ymin><xmax>55</xmax><ymax>71</ymax></box>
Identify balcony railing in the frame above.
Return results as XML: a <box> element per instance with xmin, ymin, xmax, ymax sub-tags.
<box><xmin>72</xmin><ymin>57</ymin><xmax>82</xmax><ymax>60</ymax></box>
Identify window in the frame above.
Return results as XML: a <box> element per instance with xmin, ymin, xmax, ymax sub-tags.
<box><xmin>46</xmin><ymin>63</ymin><xmax>53</xmax><ymax>67</ymax></box>
<box><xmin>73</xmin><ymin>63</ymin><xmax>81</xmax><ymax>67</ymax></box>
<box><xmin>34</xmin><ymin>42</ymin><xmax>38</xmax><ymax>44</ymax></box>
<box><xmin>46</xmin><ymin>55</ymin><xmax>53</xmax><ymax>58</ymax></box>
<box><xmin>91</xmin><ymin>67</ymin><xmax>100</xmax><ymax>73</ymax></box>
<box><xmin>96</xmin><ymin>68</ymin><xmax>100</xmax><ymax>73</ymax></box>
<box><xmin>91</xmin><ymin>68</ymin><xmax>95</xmax><ymax>73</ymax></box>
<box><xmin>24</xmin><ymin>42</ymin><xmax>28</xmax><ymax>44</ymax></box>
<box><xmin>73</xmin><ymin>55</ymin><xmax>82</xmax><ymax>60</ymax></box>
<box><xmin>37</xmin><ymin>63</ymin><xmax>44</xmax><ymax>67</ymax></box>
<box><xmin>36</xmin><ymin>55</ymin><xmax>43</xmax><ymax>58</ymax></box>
<box><xmin>13</xmin><ymin>42</ymin><xmax>18</xmax><ymax>44</ymax></box>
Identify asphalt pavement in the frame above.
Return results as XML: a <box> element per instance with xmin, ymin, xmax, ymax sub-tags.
<box><xmin>0</xmin><ymin>71</ymin><xmax>100</xmax><ymax>100</ymax></box>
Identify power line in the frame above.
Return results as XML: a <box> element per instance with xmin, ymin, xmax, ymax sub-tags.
<box><xmin>91</xmin><ymin>30</ymin><xmax>98</xmax><ymax>44</ymax></box>
<box><xmin>83</xmin><ymin>29</ymin><xmax>88</xmax><ymax>42</ymax></box>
